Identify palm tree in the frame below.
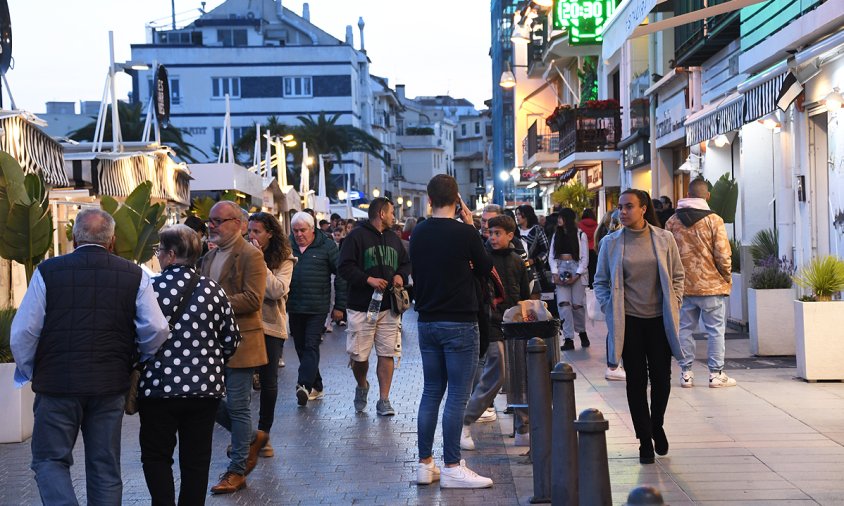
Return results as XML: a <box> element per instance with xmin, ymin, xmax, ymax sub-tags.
<box><xmin>68</xmin><ymin>102</ymin><xmax>205</xmax><ymax>163</ymax></box>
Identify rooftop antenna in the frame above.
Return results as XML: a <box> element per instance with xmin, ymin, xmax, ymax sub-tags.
<box><xmin>171</xmin><ymin>0</ymin><xmax>177</xmax><ymax>29</ymax></box>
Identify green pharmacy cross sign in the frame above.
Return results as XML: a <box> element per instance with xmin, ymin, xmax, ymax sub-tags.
<box><xmin>553</xmin><ymin>0</ymin><xmax>616</xmax><ymax>46</ymax></box>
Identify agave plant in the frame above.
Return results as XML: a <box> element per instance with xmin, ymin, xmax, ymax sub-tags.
<box><xmin>0</xmin><ymin>307</ymin><xmax>16</xmax><ymax>363</ymax></box>
<box><xmin>0</xmin><ymin>152</ymin><xmax>53</xmax><ymax>284</ymax></box>
<box><xmin>101</xmin><ymin>181</ymin><xmax>167</xmax><ymax>265</ymax></box>
<box><xmin>793</xmin><ymin>256</ymin><xmax>844</xmax><ymax>301</ymax></box>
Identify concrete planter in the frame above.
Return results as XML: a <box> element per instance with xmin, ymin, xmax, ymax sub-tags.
<box><xmin>0</xmin><ymin>363</ymin><xmax>34</xmax><ymax>443</ymax></box>
<box><xmin>748</xmin><ymin>288</ymin><xmax>796</xmax><ymax>356</ymax></box>
<box><xmin>727</xmin><ymin>273</ymin><xmax>745</xmax><ymax>324</ymax></box>
<box><xmin>794</xmin><ymin>300</ymin><xmax>844</xmax><ymax>381</ymax></box>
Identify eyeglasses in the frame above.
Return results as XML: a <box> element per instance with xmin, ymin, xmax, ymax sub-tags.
<box><xmin>205</xmin><ymin>217</ymin><xmax>239</xmax><ymax>227</ymax></box>
<box><xmin>152</xmin><ymin>246</ymin><xmax>171</xmax><ymax>256</ymax></box>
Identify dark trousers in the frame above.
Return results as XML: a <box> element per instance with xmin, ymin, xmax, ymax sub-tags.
<box><xmin>621</xmin><ymin>315</ymin><xmax>672</xmax><ymax>442</ymax></box>
<box><xmin>258</xmin><ymin>335</ymin><xmax>283</xmax><ymax>432</ymax></box>
<box><xmin>138</xmin><ymin>397</ymin><xmax>220</xmax><ymax>506</ymax></box>
<box><xmin>289</xmin><ymin>313</ymin><xmax>325</xmax><ymax>391</ymax></box>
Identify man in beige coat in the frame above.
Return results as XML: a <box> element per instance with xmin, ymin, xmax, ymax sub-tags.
<box><xmin>200</xmin><ymin>201</ymin><xmax>268</xmax><ymax>494</ymax></box>
<box><xmin>665</xmin><ymin>178</ymin><xmax>735</xmax><ymax>389</ymax></box>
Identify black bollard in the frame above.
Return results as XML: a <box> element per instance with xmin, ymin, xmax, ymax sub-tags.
<box><xmin>526</xmin><ymin>337</ymin><xmax>552</xmax><ymax>503</ymax></box>
<box><xmin>550</xmin><ymin>362</ymin><xmax>578</xmax><ymax>506</ymax></box>
<box><xmin>624</xmin><ymin>485</ymin><xmax>665</xmax><ymax>505</ymax></box>
<box><xmin>574</xmin><ymin>408</ymin><xmax>612</xmax><ymax>506</ymax></box>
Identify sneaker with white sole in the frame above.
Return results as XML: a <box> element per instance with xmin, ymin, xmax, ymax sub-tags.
<box><xmin>605</xmin><ymin>366</ymin><xmax>627</xmax><ymax>381</ymax></box>
<box><xmin>709</xmin><ymin>371</ymin><xmax>737</xmax><ymax>388</ymax></box>
<box><xmin>680</xmin><ymin>370</ymin><xmax>694</xmax><ymax>388</ymax></box>
<box><xmin>296</xmin><ymin>385</ymin><xmax>309</xmax><ymax>407</ymax></box>
<box><xmin>308</xmin><ymin>388</ymin><xmax>325</xmax><ymax>400</ymax></box>
<box><xmin>376</xmin><ymin>399</ymin><xmax>396</xmax><ymax>416</ymax></box>
<box><xmin>417</xmin><ymin>461</ymin><xmax>440</xmax><ymax>485</ymax></box>
<box><xmin>460</xmin><ymin>425</ymin><xmax>475</xmax><ymax>450</ymax></box>
<box><xmin>354</xmin><ymin>381</ymin><xmax>369</xmax><ymax>413</ymax></box>
<box><xmin>440</xmin><ymin>460</ymin><xmax>493</xmax><ymax>488</ymax></box>
<box><xmin>478</xmin><ymin>407</ymin><xmax>497</xmax><ymax>423</ymax></box>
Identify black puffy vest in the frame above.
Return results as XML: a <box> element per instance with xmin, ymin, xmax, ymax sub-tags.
<box><xmin>33</xmin><ymin>246</ymin><xmax>142</xmax><ymax>396</ymax></box>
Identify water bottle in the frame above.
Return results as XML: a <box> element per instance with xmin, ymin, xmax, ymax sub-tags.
<box><xmin>367</xmin><ymin>289</ymin><xmax>383</xmax><ymax>323</ymax></box>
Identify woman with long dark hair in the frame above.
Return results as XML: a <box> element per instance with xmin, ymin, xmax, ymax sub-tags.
<box><xmin>514</xmin><ymin>204</ymin><xmax>549</xmax><ymax>296</ymax></box>
<box><xmin>550</xmin><ymin>208</ymin><xmax>590</xmax><ymax>351</ymax></box>
<box><xmin>593</xmin><ymin>189</ymin><xmax>684</xmax><ymax>465</ymax></box>
<box><xmin>247</xmin><ymin>212</ymin><xmax>295</xmax><ymax>458</ymax></box>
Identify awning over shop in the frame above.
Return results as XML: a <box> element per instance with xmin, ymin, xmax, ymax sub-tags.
<box><xmin>684</xmin><ymin>93</ymin><xmax>744</xmax><ymax>146</ymax></box>
<box><xmin>98</xmin><ymin>152</ymin><xmax>191</xmax><ymax>206</ymax></box>
<box><xmin>0</xmin><ymin>113</ymin><xmax>68</xmax><ymax>187</ymax></box>
<box><xmin>739</xmin><ymin>64</ymin><xmax>788</xmax><ymax>122</ymax></box>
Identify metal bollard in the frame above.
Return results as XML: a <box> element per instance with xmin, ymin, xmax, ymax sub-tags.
<box><xmin>624</xmin><ymin>486</ymin><xmax>665</xmax><ymax>505</ymax></box>
<box><xmin>550</xmin><ymin>362</ymin><xmax>578</xmax><ymax>506</ymax></box>
<box><xmin>574</xmin><ymin>408</ymin><xmax>612</xmax><ymax>506</ymax></box>
<box><xmin>526</xmin><ymin>337</ymin><xmax>553</xmax><ymax>504</ymax></box>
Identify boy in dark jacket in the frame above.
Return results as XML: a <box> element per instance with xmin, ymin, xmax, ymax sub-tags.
<box><xmin>460</xmin><ymin>215</ymin><xmax>531</xmax><ymax>450</ymax></box>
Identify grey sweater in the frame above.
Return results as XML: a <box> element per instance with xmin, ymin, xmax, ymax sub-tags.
<box><xmin>622</xmin><ymin>226</ymin><xmax>662</xmax><ymax>318</ymax></box>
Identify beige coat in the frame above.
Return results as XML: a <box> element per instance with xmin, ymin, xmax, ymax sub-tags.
<box><xmin>199</xmin><ymin>236</ymin><xmax>267</xmax><ymax>368</ymax></box>
<box><xmin>593</xmin><ymin>224</ymin><xmax>685</xmax><ymax>366</ymax></box>
<box><xmin>262</xmin><ymin>255</ymin><xmax>295</xmax><ymax>339</ymax></box>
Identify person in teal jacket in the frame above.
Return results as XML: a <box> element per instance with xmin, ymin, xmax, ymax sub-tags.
<box><xmin>288</xmin><ymin>211</ymin><xmax>347</xmax><ymax>407</ymax></box>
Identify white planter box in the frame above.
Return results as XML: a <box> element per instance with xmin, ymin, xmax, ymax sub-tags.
<box><xmin>728</xmin><ymin>272</ymin><xmax>745</xmax><ymax>324</ymax></box>
<box><xmin>748</xmin><ymin>288</ymin><xmax>796</xmax><ymax>356</ymax></box>
<box><xmin>794</xmin><ymin>300</ymin><xmax>844</xmax><ymax>381</ymax></box>
<box><xmin>0</xmin><ymin>363</ymin><xmax>35</xmax><ymax>443</ymax></box>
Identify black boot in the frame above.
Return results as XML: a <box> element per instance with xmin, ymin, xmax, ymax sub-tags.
<box><xmin>639</xmin><ymin>439</ymin><xmax>655</xmax><ymax>464</ymax></box>
<box><xmin>561</xmin><ymin>338</ymin><xmax>575</xmax><ymax>351</ymax></box>
<box><xmin>579</xmin><ymin>332</ymin><xmax>590</xmax><ymax>348</ymax></box>
<box><xmin>653</xmin><ymin>427</ymin><xmax>669</xmax><ymax>456</ymax></box>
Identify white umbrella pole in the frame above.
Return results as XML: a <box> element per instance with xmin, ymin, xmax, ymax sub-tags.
<box><xmin>279</xmin><ymin>143</ymin><xmax>288</xmax><ymax>188</ymax></box>
<box><xmin>253</xmin><ymin>124</ymin><xmax>261</xmax><ymax>172</ymax></box>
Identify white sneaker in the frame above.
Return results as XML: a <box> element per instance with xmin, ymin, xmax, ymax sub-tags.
<box><xmin>478</xmin><ymin>407</ymin><xmax>497</xmax><ymax>423</ymax></box>
<box><xmin>514</xmin><ymin>431</ymin><xmax>530</xmax><ymax>447</ymax></box>
<box><xmin>709</xmin><ymin>371</ymin><xmax>737</xmax><ymax>388</ymax></box>
<box><xmin>308</xmin><ymin>388</ymin><xmax>325</xmax><ymax>400</ymax></box>
<box><xmin>440</xmin><ymin>460</ymin><xmax>493</xmax><ymax>489</ymax></box>
<box><xmin>605</xmin><ymin>366</ymin><xmax>627</xmax><ymax>381</ymax></box>
<box><xmin>460</xmin><ymin>425</ymin><xmax>475</xmax><ymax>451</ymax></box>
<box><xmin>681</xmin><ymin>370</ymin><xmax>694</xmax><ymax>388</ymax></box>
<box><xmin>417</xmin><ymin>461</ymin><xmax>440</xmax><ymax>485</ymax></box>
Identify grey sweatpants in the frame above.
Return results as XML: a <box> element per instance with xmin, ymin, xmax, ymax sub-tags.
<box><xmin>464</xmin><ymin>341</ymin><xmax>505</xmax><ymax>425</ymax></box>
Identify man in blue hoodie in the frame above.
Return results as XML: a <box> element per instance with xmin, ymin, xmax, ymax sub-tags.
<box><xmin>338</xmin><ymin>197</ymin><xmax>411</xmax><ymax>416</ymax></box>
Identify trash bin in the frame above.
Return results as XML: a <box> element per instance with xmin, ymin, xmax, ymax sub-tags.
<box><xmin>502</xmin><ymin>319</ymin><xmax>561</xmax><ymax>409</ymax></box>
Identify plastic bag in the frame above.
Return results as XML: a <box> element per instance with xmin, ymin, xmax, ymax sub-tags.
<box><xmin>503</xmin><ymin>300</ymin><xmax>553</xmax><ymax>323</ymax></box>
<box><xmin>585</xmin><ymin>287</ymin><xmax>605</xmax><ymax>321</ymax></box>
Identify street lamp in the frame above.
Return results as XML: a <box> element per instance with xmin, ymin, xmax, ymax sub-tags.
<box><xmin>396</xmin><ymin>196</ymin><xmax>404</xmax><ymax>205</ymax></box>
<box><xmin>372</xmin><ymin>187</ymin><xmax>380</xmax><ymax>198</ymax></box>
<box><xmin>337</xmin><ymin>189</ymin><xmax>348</xmax><ymax>201</ymax></box>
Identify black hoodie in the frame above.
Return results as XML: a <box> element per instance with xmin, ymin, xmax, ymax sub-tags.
<box><xmin>673</xmin><ymin>207</ymin><xmax>715</xmax><ymax>227</ymax></box>
<box><xmin>338</xmin><ymin>221</ymin><xmax>411</xmax><ymax>312</ymax></box>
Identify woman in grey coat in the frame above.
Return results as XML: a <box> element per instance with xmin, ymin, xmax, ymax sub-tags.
<box><xmin>593</xmin><ymin>189</ymin><xmax>684</xmax><ymax>465</ymax></box>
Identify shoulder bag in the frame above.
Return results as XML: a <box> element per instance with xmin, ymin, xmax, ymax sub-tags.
<box><xmin>125</xmin><ymin>270</ymin><xmax>201</xmax><ymax>415</ymax></box>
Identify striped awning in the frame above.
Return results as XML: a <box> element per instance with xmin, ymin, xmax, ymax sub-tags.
<box><xmin>742</xmin><ymin>72</ymin><xmax>787</xmax><ymax>123</ymax></box>
<box><xmin>98</xmin><ymin>152</ymin><xmax>191</xmax><ymax>206</ymax></box>
<box><xmin>684</xmin><ymin>93</ymin><xmax>744</xmax><ymax>146</ymax></box>
<box><xmin>0</xmin><ymin>115</ymin><xmax>68</xmax><ymax>186</ymax></box>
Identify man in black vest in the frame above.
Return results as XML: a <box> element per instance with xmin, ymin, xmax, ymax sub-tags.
<box><xmin>11</xmin><ymin>208</ymin><xmax>169</xmax><ymax>505</ymax></box>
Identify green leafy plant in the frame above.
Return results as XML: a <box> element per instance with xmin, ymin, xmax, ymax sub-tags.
<box><xmin>793</xmin><ymin>255</ymin><xmax>844</xmax><ymax>302</ymax></box>
<box><xmin>101</xmin><ymin>181</ymin><xmax>167</xmax><ymax>264</ymax></box>
<box><xmin>750</xmin><ymin>229</ymin><xmax>779</xmax><ymax>266</ymax></box>
<box><xmin>550</xmin><ymin>180</ymin><xmax>594</xmax><ymax>217</ymax></box>
<box><xmin>729</xmin><ymin>238</ymin><xmax>741</xmax><ymax>273</ymax></box>
<box><xmin>0</xmin><ymin>152</ymin><xmax>54</xmax><ymax>284</ymax></box>
<box><xmin>708</xmin><ymin>173</ymin><xmax>738</xmax><ymax>224</ymax></box>
<box><xmin>0</xmin><ymin>307</ymin><xmax>16</xmax><ymax>363</ymax></box>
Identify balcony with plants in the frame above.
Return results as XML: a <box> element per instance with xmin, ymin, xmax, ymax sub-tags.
<box><xmin>546</xmin><ymin>100</ymin><xmax>622</xmax><ymax>159</ymax></box>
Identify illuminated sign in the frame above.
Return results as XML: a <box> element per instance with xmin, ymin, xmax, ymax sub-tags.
<box><xmin>553</xmin><ymin>0</ymin><xmax>617</xmax><ymax>46</ymax></box>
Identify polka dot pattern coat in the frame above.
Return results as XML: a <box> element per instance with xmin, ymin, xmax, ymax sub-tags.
<box><xmin>140</xmin><ymin>265</ymin><xmax>241</xmax><ymax>399</ymax></box>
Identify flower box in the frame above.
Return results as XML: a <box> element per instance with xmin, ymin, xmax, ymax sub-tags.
<box><xmin>748</xmin><ymin>288</ymin><xmax>795</xmax><ymax>356</ymax></box>
<box><xmin>794</xmin><ymin>300</ymin><xmax>844</xmax><ymax>381</ymax></box>
<box><xmin>0</xmin><ymin>363</ymin><xmax>35</xmax><ymax>443</ymax></box>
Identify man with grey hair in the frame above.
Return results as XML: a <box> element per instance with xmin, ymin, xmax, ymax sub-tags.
<box><xmin>200</xmin><ymin>200</ymin><xmax>268</xmax><ymax>494</ymax></box>
<box><xmin>480</xmin><ymin>204</ymin><xmax>503</xmax><ymax>240</ymax></box>
<box><xmin>666</xmin><ymin>178</ymin><xmax>735</xmax><ymax>389</ymax></box>
<box><xmin>11</xmin><ymin>208</ymin><xmax>169</xmax><ymax>505</ymax></box>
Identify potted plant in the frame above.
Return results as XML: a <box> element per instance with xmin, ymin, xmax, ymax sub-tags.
<box><xmin>748</xmin><ymin>256</ymin><xmax>795</xmax><ymax>356</ymax></box>
<box><xmin>0</xmin><ymin>306</ymin><xmax>33</xmax><ymax>443</ymax></box>
<box><xmin>792</xmin><ymin>255</ymin><xmax>844</xmax><ymax>381</ymax></box>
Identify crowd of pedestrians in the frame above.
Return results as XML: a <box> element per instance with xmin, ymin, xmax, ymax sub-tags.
<box><xmin>8</xmin><ymin>171</ymin><xmax>737</xmax><ymax>503</ymax></box>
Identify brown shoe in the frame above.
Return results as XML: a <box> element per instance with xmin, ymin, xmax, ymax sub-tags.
<box><xmin>245</xmin><ymin>430</ymin><xmax>269</xmax><ymax>475</ymax></box>
<box><xmin>210</xmin><ymin>471</ymin><xmax>246</xmax><ymax>494</ymax></box>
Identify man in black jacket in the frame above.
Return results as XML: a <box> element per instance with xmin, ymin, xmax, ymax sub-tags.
<box><xmin>338</xmin><ymin>197</ymin><xmax>411</xmax><ymax>416</ymax></box>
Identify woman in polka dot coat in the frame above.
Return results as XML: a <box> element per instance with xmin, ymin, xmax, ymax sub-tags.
<box><xmin>138</xmin><ymin>225</ymin><xmax>241</xmax><ymax>506</ymax></box>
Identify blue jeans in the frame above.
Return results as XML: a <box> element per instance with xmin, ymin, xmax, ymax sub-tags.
<box><xmin>216</xmin><ymin>367</ymin><xmax>253</xmax><ymax>475</ymax></box>
<box><xmin>417</xmin><ymin>321</ymin><xmax>479</xmax><ymax>465</ymax></box>
<box><xmin>31</xmin><ymin>393</ymin><xmax>125</xmax><ymax>506</ymax></box>
<box><xmin>678</xmin><ymin>295</ymin><xmax>728</xmax><ymax>373</ymax></box>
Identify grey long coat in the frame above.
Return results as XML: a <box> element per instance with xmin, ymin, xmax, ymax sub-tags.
<box><xmin>593</xmin><ymin>224</ymin><xmax>685</xmax><ymax>366</ymax></box>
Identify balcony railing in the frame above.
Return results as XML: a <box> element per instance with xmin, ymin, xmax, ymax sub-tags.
<box><xmin>523</xmin><ymin>121</ymin><xmax>561</xmax><ymax>162</ymax></box>
<box><xmin>557</xmin><ymin>108</ymin><xmax>622</xmax><ymax>159</ymax></box>
<box><xmin>674</xmin><ymin>0</ymin><xmax>740</xmax><ymax>65</ymax></box>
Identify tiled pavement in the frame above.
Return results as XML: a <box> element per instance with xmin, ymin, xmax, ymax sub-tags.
<box><xmin>3</xmin><ymin>310</ymin><xmax>844</xmax><ymax>505</ymax></box>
